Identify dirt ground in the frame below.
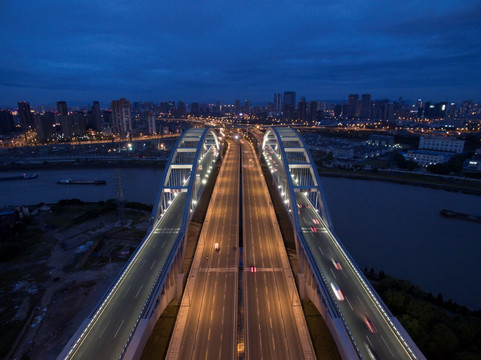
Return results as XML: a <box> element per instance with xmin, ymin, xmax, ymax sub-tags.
<box><xmin>1</xmin><ymin>203</ymin><xmax>149</xmax><ymax>360</ymax></box>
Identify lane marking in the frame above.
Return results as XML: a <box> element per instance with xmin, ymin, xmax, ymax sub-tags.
<box><xmin>381</xmin><ymin>335</ymin><xmax>395</xmax><ymax>356</ymax></box>
<box><xmin>113</xmin><ymin>319</ymin><xmax>124</xmax><ymax>339</ymax></box>
<box><xmin>357</xmin><ymin>295</ymin><xmax>367</xmax><ymax>312</ymax></box>
<box><xmin>330</xmin><ymin>268</ymin><xmax>337</xmax><ymax>279</ymax></box>
<box><xmin>345</xmin><ymin>296</ymin><xmax>354</xmax><ymax>311</ymax></box>
<box><xmin>123</xmin><ymin>284</ymin><xmax>132</xmax><ymax>298</ymax></box>
<box><xmin>135</xmin><ymin>284</ymin><xmax>144</xmax><ymax>298</ymax></box>
<box><xmin>98</xmin><ymin>319</ymin><xmax>111</xmax><ymax>338</ymax></box>
<box><xmin>366</xmin><ymin>335</ymin><xmax>373</xmax><ymax>347</ymax></box>
<box><xmin>318</xmin><ymin>246</ymin><xmax>324</xmax><ymax>255</ymax></box>
<box><xmin>150</xmin><ymin>259</ymin><xmax>156</xmax><ymax>269</ymax></box>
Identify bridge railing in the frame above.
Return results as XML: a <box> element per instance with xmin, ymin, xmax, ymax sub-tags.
<box><xmin>62</xmin><ymin>127</ymin><xmax>221</xmax><ymax>360</ymax></box>
<box><xmin>262</xmin><ymin>126</ymin><xmax>420</xmax><ymax>360</ymax></box>
<box><xmin>64</xmin><ymin>204</ymin><xmax>177</xmax><ymax>359</ymax></box>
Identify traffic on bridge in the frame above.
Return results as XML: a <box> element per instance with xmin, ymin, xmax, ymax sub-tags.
<box><xmin>262</xmin><ymin>127</ymin><xmax>425</xmax><ymax>360</ymax></box>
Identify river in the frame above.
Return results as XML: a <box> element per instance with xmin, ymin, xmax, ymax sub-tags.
<box><xmin>1</xmin><ymin>168</ymin><xmax>480</xmax><ymax>310</ymax></box>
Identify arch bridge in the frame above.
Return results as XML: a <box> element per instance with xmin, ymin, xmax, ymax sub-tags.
<box><xmin>262</xmin><ymin>127</ymin><xmax>424</xmax><ymax>360</ymax></box>
<box><xmin>60</xmin><ymin>127</ymin><xmax>221</xmax><ymax>360</ymax></box>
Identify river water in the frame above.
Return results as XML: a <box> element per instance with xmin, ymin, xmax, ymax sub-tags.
<box><xmin>1</xmin><ymin>168</ymin><xmax>480</xmax><ymax>309</ymax></box>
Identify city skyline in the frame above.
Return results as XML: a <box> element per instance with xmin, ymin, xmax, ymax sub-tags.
<box><xmin>1</xmin><ymin>1</ymin><xmax>481</xmax><ymax>106</ymax></box>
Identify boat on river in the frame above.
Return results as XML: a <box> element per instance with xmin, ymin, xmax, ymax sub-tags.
<box><xmin>440</xmin><ymin>209</ymin><xmax>481</xmax><ymax>224</ymax></box>
<box><xmin>0</xmin><ymin>173</ymin><xmax>38</xmax><ymax>181</ymax></box>
<box><xmin>57</xmin><ymin>179</ymin><xmax>106</xmax><ymax>185</ymax></box>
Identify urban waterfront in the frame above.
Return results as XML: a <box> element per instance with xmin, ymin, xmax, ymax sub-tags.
<box><xmin>1</xmin><ymin>168</ymin><xmax>480</xmax><ymax>310</ymax></box>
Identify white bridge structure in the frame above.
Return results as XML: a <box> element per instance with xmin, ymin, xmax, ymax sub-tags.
<box><xmin>58</xmin><ymin>125</ymin><xmax>425</xmax><ymax>360</ymax></box>
<box><xmin>58</xmin><ymin>127</ymin><xmax>221</xmax><ymax>360</ymax></box>
<box><xmin>262</xmin><ymin>126</ymin><xmax>425</xmax><ymax>360</ymax></box>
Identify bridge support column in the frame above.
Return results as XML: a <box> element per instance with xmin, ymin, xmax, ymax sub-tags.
<box><xmin>173</xmin><ymin>245</ymin><xmax>185</xmax><ymax>299</ymax></box>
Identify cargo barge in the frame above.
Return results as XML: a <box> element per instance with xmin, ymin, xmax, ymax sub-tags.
<box><xmin>0</xmin><ymin>173</ymin><xmax>38</xmax><ymax>181</ymax></box>
<box><xmin>57</xmin><ymin>179</ymin><xmax>106</xmax><ymax>185</ymax></box>
<box><xmin>440</xmin><ymin>209</ymin><xmax>481</xmax><ymax>224</ymax></box>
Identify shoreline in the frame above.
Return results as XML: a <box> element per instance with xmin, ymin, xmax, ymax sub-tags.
<box><xmin>2</xmin><ymin>159</ymin><xmax>480</xmax><ymax>196</ymax></box>
<box><xmin>0</xmin><ymin>159</ymin><xmax>167</xmax><ymax>171</ymax></box>
<box><xmin>319</xmin><ymin>169</ymin><xmax>481</xmax><ymax>196</ymax></box>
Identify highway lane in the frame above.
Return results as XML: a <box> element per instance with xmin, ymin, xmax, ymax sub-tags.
<box><xmin>242</xmin><ymin>142</ymin><xmax>312</xmax><ymax>360</ymax></box>
<box><xmin>177</xmin><ymin>140</ymin><xmax>240</xmax><ymax>360</ymax></box>
<box><xmin>296</xmin><ymin>192</ymin><xmax>415</xmax><ymax>359</ymax></box>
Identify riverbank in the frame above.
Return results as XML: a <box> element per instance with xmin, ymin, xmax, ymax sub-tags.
<box><xmin>0</xmin><ymin>158</ymin><xmax>167</xmax><ymax>171</ymax></box>
<box><xmin>319</xmin><ymin>168</ymin><xmax>481</xmax><ymax>196</ymax></box>
<box><xmin>0</xmin><ymin>199</ymin><xmax>151</xmax><ymax>360</ymax></box>
<box><xmin>364</xmin><ymin>268</ymin><xmax>481</xmax><ymax>360</ymax></box>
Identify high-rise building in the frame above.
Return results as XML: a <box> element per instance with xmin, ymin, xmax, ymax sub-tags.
<box><xmin>244</xmin><ymin>99</ymin><xmax>250</xmax><ymax>114</ymax></box>
<box><xmin>102</xmin><ymin>110</ymin><xmax>112</xmax><ymax>127</ymax></box>
<box><xmin>273</xmin><ymin>93</ymin><xmax>282</xmax><ymax>112</ymax></box>
<box><xmin>190</xmin><ymin>102</ymin><xmax>199</xmax><ymax>116</ymax></box>
<box><xmin>147</xmin><ymin>112</ymin><xmax>156</xmax><ymax>135</ymax></box>
<box><xmin>56</xmin><ymin>101</ymin><xmax>68</xmax><ymax>116</ymax></box>
<box><xmin>372</xmin><ymin>99</ymin><xmax>394</xmax><ymax>121</ymax></box>
<box><xmin>111</xmin><ymin>98</ymin><xmax>132</xmax><ymax>136</ymax></box>
<box><xmin>309</xmin><ymin>101</ymin><xmax>318</xmax><ymax>122</ymax></box>
<box><xmin>17</xmin><ymin>101</ymin><xmax>34</xmax><ymax>129</ymax></box>
<box><xmin>234</xmin><ymin>99</ymin><xmax>241</xmax><ymax>115</ymax></box>
<box><xmin>360</xmin><ymin>94</ymin><xmax>372</xmax><ymax>120</ymax></box>
<box><xmin>59</xmin><ymin>112</ymin><xmax>86</xmax><ymax>139</ymax></box>
<box><xmin>71</xmin><ymin>112</ymin><xmax>86</xmax><ymax>137</ymax></box>
<box><xmin>176</xmin><ymin>101</ymin><xmax>186</xmax><ymax>118</ymax></box>
<box><xmin>34</xmin><ymin>112</ymin><xmax>56</xmax><ymax>141</ymax></box>
<box><xmin>160</xmin><ymin>102</ymin><xmax>169</xmax><ymax>114</ymax></box>
<box><xmin>347</xmin><ymin>94</ymin><xmax>360</xmax><ymax>119</ymax></box>
<box><xmin>0</xmin><ymin>110</ymin><xmax>15</xmax><ymax>134</ymax></box>
<box><xmin>90</xmin><ymin>101</ymin><xmax>102</xmax><ymax>130</ymax></box>
<box><xmin>424</xmin><ymin>102</ymin><xmax>435</xmax><ymax>118</ymax></box>
<box><xmin>58</xmin><ymin>114</ymin><xmax>71</xmax><ymax>139</ymax></box>
<box><xmin>298</xmin><ymin>97</ymin><xmax>307</xmax><ymax>122</ymax></box>
<box><xmin>334</xmin><ymin>104</ymin><xmax>342</xmax><ymax>118</ymax></box>
<box><xmin>283</xmin><ymin>91</ymin><xmax>296</xmax><ymax>121</ymax></box>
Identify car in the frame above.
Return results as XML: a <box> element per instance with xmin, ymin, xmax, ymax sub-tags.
<box><xmin>331</xmin><ymin>258</ymin><xmax>342</xmax><ymax>270</ymax></box>
<box><xmin>330</xmin><ymin>282</ymin><xmax>345</xmax><ymax>301</ymax></box>
<box><xmin>215</xmin><ymin>243</ymin><xmax>220</xmax><ymax>251</ymax></box>
<box><xmin>250</xmin><ymin>266</ymin><xmax>257</xmax><ymax>273</ymax></box>
<box><xmin>312</xmin><ymin>218</ymin><xmax>319</xmax><ymax>224</ymax></box>
<box><xmin>310</xmin><ymin>226</ymin><xmax>317</xmax><ymax>233</ymax></box>
<box><xmin>362</xmin><ymin>315</ymin><xmax>377</xmax><ymax>333</ymax></box>
<box><xmin>297</xmin><ymin>203</ymin><xmax>302</xmax><ymax>208</ymax></box>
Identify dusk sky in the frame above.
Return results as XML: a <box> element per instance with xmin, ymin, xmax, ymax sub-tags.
<box><xmin>1</xmin><ymin>0</ymin><xmax>480</xmax><ymax>107</ymax></box>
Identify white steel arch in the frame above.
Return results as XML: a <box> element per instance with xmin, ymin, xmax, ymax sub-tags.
<box><xmin>262</xmin><ymin>126</ymin><xmax>332</xmax><ymax>229</ymax></box>
<box><xmin>262</xmin><ymin>126</ymin><xmax>423</xmax><ymax>360</ymax></box>
<box><xmin>151</xmin><ymin>127</ymin><xmax>220</xmax><ymax>231</ymax></box>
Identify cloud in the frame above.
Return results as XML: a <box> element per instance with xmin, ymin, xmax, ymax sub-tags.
<box><xmin>0</xmin><ymin>0</ymin><xmax>480</xmax><ymax>105</ymax></box>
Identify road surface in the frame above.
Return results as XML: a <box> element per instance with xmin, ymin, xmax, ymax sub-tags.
<box><xmin>242</xmin><ymin>141</ymin><xmax>315</xmax><ymax>360</ymax></box>
<box><xmin>175</xmin><ymin>140</ymin><xmax>240</xmax><ymax>360</ymax></box>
